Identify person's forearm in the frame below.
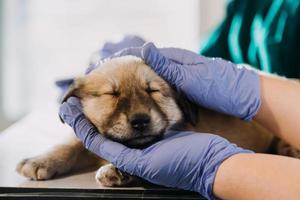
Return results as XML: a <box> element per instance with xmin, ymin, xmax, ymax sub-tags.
<box><xmin>213</xmin><ymin>153</ymin><xmax>300</xmax><ymax>200</ymax></box>
<box><xmin>254</xmin><ymin>75</ymin><xmax>300</xmax><ymax>148</ymax></box>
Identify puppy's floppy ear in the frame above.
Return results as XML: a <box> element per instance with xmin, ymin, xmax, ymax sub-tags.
<box><xmin>175</xmin><ymin>93</ymin><xmax>198</xmax><ymax>126</ymax></box>
<box><xmin>61</xmin><ymin>78</ymin><xmax>85</xmax><ymax>103</ymax></box>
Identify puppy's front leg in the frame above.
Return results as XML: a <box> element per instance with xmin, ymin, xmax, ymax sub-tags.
<box><xmin>16</xmin><ymin>137</ymin><xmax>101</xmax><ymax>180</ymax></box>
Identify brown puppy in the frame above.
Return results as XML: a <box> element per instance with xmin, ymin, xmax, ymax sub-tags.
<box><xmin>16</xmin><ymin>56</ymin><xmax>299</xmax><ymax>186</ymax></box>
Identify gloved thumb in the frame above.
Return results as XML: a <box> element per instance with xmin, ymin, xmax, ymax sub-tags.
<box><xmin>112</xmin><ymin>42</ymin><xmax>184</xmax><ymax>86</ymax></box>
<box><xmin>112</xmin><ymin>46</ymin><xmax>142</xmax><ymax>58</ymax></box>
<box><xmin>141</xmin><ymin>42</ymin><xmax>184</xmax><ymax>85</ymax></box>
<box><xmin>88</xmin><ymin>134</ymin><xmax>143</xmax><ymax>176</ymax></box>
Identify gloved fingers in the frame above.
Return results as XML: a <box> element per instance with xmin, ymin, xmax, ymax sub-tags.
<box><xmin>96</xmin><ymin>137</ymin><xmax>143</xmax><ymax>176</ymax></box>
<box><xmin>86</xmin><ymin>36</ymin><xmax>146</xmax><ymax>74</ymax></box>
<box><xmin>141</xmin><ymin>42</ymin><xmax>185</xmax><ymax>85</ymax></box>
<box><xmin>59</xmin><ymin>102</ymin><xmax>70</xmax><ymax>123</ymax></box>
<box><xmin>59</xmin><ymin>96</ymin><xmax>83</xmax><ymax>126</ymax></box>
<box><xmin>111</xmin><ymin>47</ymin><xmax>143</xmax><ymax>58</ymax></box>
<box><xmin>55</xmin><ymin>78</ymin><xmax>75</xmax><ymax>89</ymax></box>
<box><xmin>159</xmin><ymin>47</ymin><xmax>205</xmax><ymax>65</ymax></box>
<box><xmin>121</xmin><ymin>35</ymin><xmax>146</xmax><ymax>47</ymax></box>
<box><xmin>102</xmin><ymin>35</ymin><xmax>146</xmax><ymax>54</ymax></box>
<box><xmin>85</xmin><ymin>63</ymin><xmax>99</xmax><ymax>74</ymax></box>
<box><xmin>71</xmin><ymin>112</ymin><xmax>98</xmax><ymax>141</ymax></box>
<box><xmin>112</xmin><ymin>42</ymin><xmax>205</xmax><ymax>65</ymax></box>
<box><xmin>66</xmin><ymin>97</ymin><xmax>83</xmax><ymax>109</ymax></box>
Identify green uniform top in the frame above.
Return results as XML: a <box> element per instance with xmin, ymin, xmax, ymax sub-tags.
<box><xmin>200</xmin><ymin>0</ymin><xmax>300</xmax><ymax>78</ymax></box>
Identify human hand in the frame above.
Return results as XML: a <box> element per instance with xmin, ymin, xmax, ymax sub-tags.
<box><xmin>59</xmin><ymin>97</ymin><xmax>252</xmax><ymax>200</ymax></box>
<box><xmin>114</xmin><ymin>43</ymin><xmax>261</xmax><ymax>120</ymax></box>
<box><xmin>86</xmin><ymin>35</ymin><xmax>145</xmax><ymax>74</ymax></box>
<box><xmin>100</xmin><ymin>35</ymin><xmax>145</xmax><ymax>59</ymax></box>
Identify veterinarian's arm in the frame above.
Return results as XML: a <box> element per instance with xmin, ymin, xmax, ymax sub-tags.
<box><xmin>254</xmin><ymin>75</ymin><xmax>300</xmax><ymax>148</ymax></box>
<box><xmin>213</xmin><ymin>153</ymin><xmax>300</xmax><ymax>200</ymax></box>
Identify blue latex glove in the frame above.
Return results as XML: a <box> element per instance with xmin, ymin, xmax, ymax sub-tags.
<box><xmin>114</xmin><ymin>43</ymin><xmax>261</xmax><ymax>121</ymax></box>
<box><xmin>59</xmin><ymin>97</ymin><xmax>252</xmax><ymax>200</ymax></box>
<box><xmin>86</xmin><ymin>35</ymin><xmax>145</xmax><ymax>74</ymax></box>
<box><xmin>100</xmin><ymin>35</ymin><xmax>145</xmax><ymax>59</ymax></box>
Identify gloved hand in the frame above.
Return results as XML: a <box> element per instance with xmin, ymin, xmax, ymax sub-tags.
<box><xmin>100</xmin><ymin>35</ymin><xmax>145</xmax><ymax>59</ymax></box>
<box><xmin>114</xmin><ymin>43</ymin><xmax>261</xmax><ymax>120</ymax></box>
<box><xmin>86</xmin><ymin>35</ymin><xmax>145</xmax><ymax>74</ymax></box>
<box><xmin>59</xmin><ymin>97</ymin><xmax>253</xmax><ymax>200</ymax></box>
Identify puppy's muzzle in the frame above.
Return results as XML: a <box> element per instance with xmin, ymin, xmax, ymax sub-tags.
<box><xmin>130</xmin><ymin>113</ymin><xmax>151</xmax><ymax>132</ymax></box>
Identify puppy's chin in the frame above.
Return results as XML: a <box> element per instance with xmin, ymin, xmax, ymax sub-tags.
<box><xmin>124</xmin><ymin>135</ymin><xmax>163</xmax><ymax>149</ymax></box>
<box><xmin>104</xmin><ymin>131</ymin><xmax>164</xmax><ymax>149</ymax></box>
<box><xmin>102</xmin><ymin>121</ymin><xmax>186</xmax><ymax>148</ymax></box>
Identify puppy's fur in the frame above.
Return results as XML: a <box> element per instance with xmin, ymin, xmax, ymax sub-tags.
<box><xmin>17</xmin><ymin>56</ymin><xmax>300</xmax><ymax>186</ymax></box>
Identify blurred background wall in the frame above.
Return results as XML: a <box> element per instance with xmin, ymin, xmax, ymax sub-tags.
<box><xmin>0</xmin><ymin>0</ymin><xmax>227</xmax><ymax>130</ymax></box>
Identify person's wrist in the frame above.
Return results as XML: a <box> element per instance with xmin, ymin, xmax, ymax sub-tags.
<box><xmin>193</xmin><ymin>58</ymin><xmax>261</xmax><ymax>120</ymax></box>
<box><xmin>195</xmin><ymin>135</ymin><xmax>253</xmax><ymax>199</ymax></box>
<box><xmin>234</xmin><ymin>65</ymin><xmax>261</xmax><ymax>120</ymax></box>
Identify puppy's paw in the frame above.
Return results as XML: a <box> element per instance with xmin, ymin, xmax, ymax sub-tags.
<box><xmin>95</xmin><ymin>164</ymin><xmax>134</xmax><ymax>187</ymax></box>
<box><xmin>276</xmin><ymin>140</ymin><xmax>300</xmax><ymax>158</ymax></box>
<box><xmin>16</xmin><ymin>156</ymin><xmax>61</xmax><ymax>180</ymax></box>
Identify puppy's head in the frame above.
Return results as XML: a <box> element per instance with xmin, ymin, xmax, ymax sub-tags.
<box><xmin>62</xmin><ymin>56</ymin><xmax>197</xmax><ymax>148</ymax></box>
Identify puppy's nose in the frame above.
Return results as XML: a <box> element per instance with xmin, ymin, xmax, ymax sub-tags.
<box><xmin>130</xmin><ymin>113</ymin><xmax>151</xmax><ymax>132</ymax></box>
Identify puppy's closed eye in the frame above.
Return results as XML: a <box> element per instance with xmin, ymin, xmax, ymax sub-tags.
<box><xmin>103</xmin><ymin>91</ymin><xmax>120</xmax><ymax>97</ymax></box>
<box><xmin>146</xmin><ymin>87</ymin><xmax>160</xmax><ymax>94</ymax></box>
<box><xmin>91</xmin><ymin>91</ymin><xmax>120</xmax><ymax>97</ymax></box>
<box><xmin>146</xmin><ymin>82</ymin><xmax>161</xmax><ymax>94</ymax></box>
